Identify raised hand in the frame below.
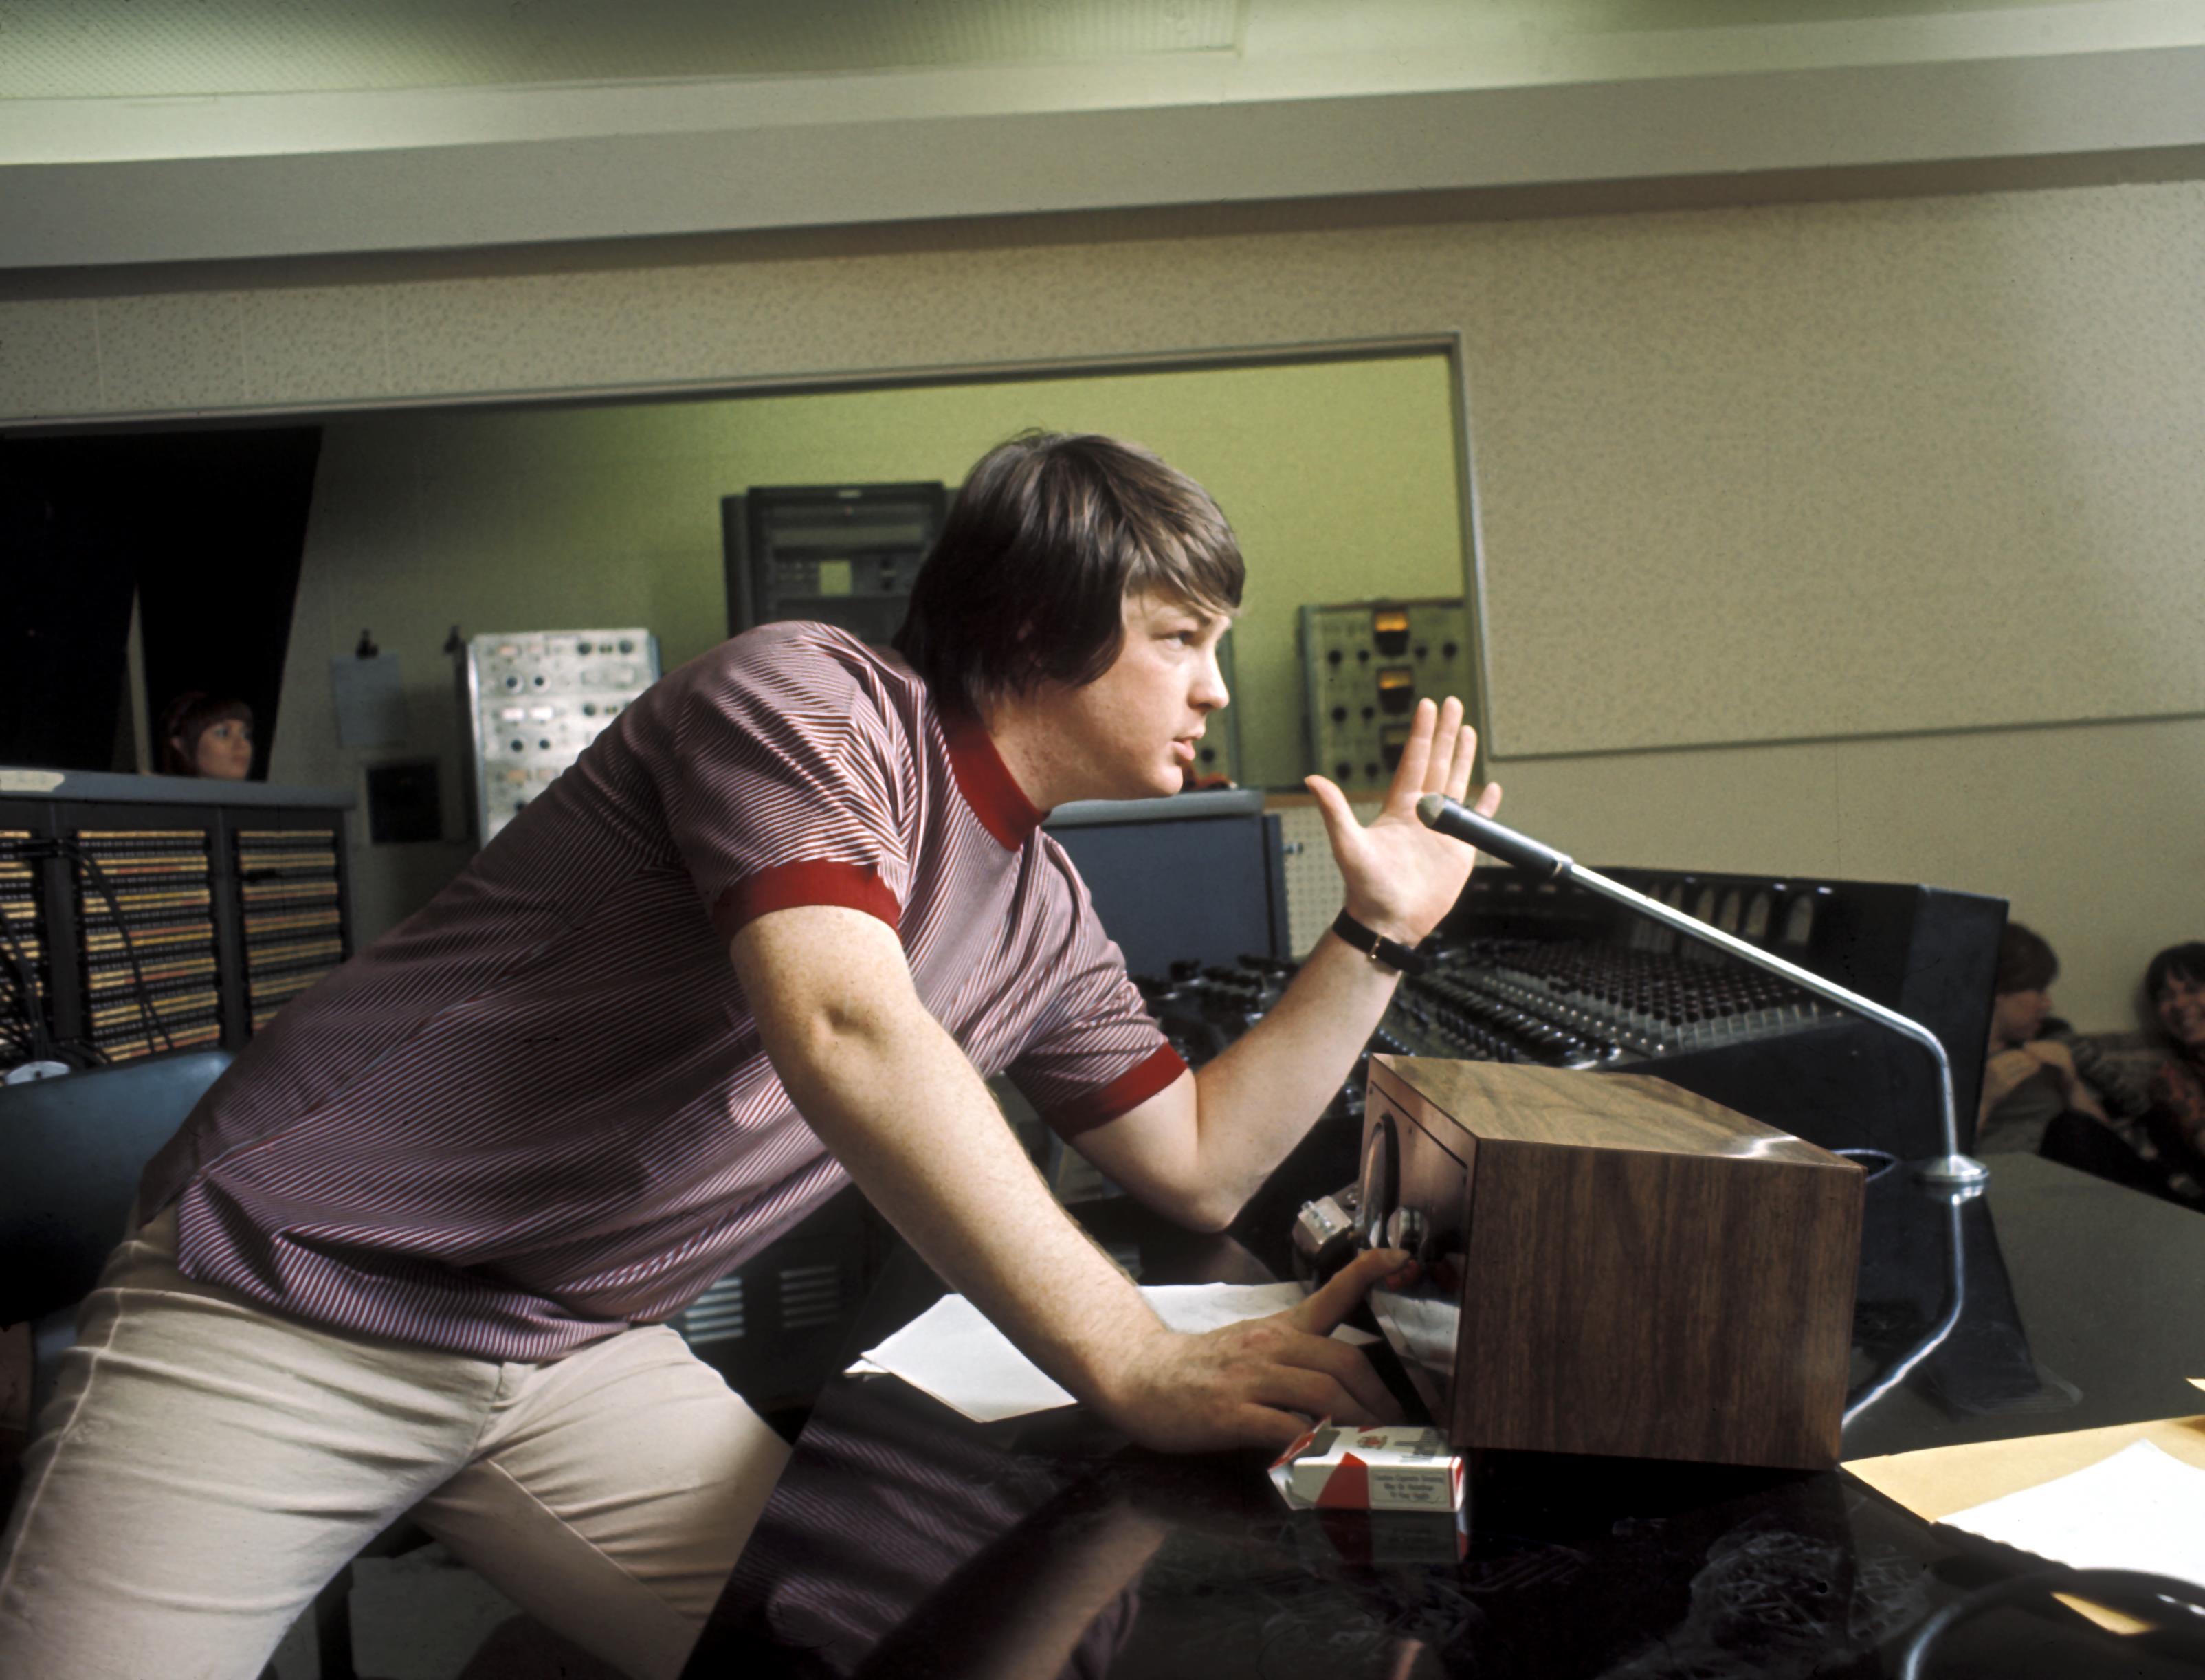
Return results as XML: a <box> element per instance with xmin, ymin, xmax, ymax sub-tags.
<box><xmin>1094</xmin><ymin>1247</ymin><xmax>1413</xmax><ymax>1454</ymax></box>
<box><xmin>1305</xmin><ymin>696</ymin><xmax>1502</xmax><ymax>945</ymax></box>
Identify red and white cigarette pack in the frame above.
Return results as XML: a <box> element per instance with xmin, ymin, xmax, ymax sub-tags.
<box><xmin>1269</xmin><ymin>1422</ymin><xmax>1465</xmax><ymax>1512</ymax></box>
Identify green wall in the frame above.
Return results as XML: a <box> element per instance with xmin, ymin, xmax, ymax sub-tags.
<box><xmin>281</xmin><ymin>353</ymin><xmax>1467</xmax><ymax>933</ymax></box>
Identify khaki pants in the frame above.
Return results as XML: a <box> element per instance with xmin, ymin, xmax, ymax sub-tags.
<box><xmin>0</xmin><ymin>1211</ymin><xmax>790</xmax><ymax>1680</ymax></box>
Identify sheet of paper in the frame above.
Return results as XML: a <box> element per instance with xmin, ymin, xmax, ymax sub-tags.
<box><xmin>1846</xmin><ymin>1408</ymin><xmax>2205</xmax><ymax>1635</ymax></box>
<box><xmin>856</xmin><ymin>1292</ymin><xmax>1076</xmax><ymax>1421</ymax></box>
<box><xmin>850</xmin><ymin>1281</ymin><xmax>1375</xmax><ymax>1424</ymax></box>
<box><xmin>331</xmin><ymin>652</ymin><xmax>406</xmax><ymax>748</ymax></box>
<box><xmin>1147</xmin><ymin>1282</ymin><xmax>1379</xmax><ymax>1342</ymax></box>
<box><xmin>1942</xmin><ymin>1440</ymin><xmax>2205</xmax><ymax>1587</ymax></box>
<box><xmin>1846</xmin><ymin>1412</ymin><xmax>2205</xmax><ymax>1521</ymax></box>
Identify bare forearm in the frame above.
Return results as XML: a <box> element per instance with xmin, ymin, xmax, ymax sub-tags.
<box><xmin>1082</xmin><ymin>701</ymin><xmax>1494</xmax><ymax>1233</ymax></box>
<box><xmin>735</xmin><ymin>905</ymin><xmax>1408</xmax><ymax>1453</ymax></box>
<box><xmin>1185</xmin><ymin>929</ymin><xmax>1401</xmax><ymax>1221</ymax></box>
<box><xmin>772</xmin><ymin>995</ymin><xmax>1168</xmax><ymax>1409</ymax></box>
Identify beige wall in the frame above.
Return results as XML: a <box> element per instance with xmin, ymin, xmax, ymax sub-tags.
<box><xmin>4</xmin><ymin>180</ymin><xmax>2200</xmax><ymax>1026</ymax></box>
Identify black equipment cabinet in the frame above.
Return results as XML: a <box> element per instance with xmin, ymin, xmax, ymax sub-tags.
<box><xmin>1</xmin><ymin>768</ymin><xmax>354</xmax><ymax>1072</ymax></box>
<box><xmin>674</xmin><ymin>1187</ymin><xmax>889</xmax><ymax>1419</ymax></box>
<box><xmin>722</xmin><ymin>482</ymin><xmax>948</xmax><ymax>646</ymax></box>
<box><xmin>1437</xmin><ymin>863</ymin><xmax>2006</xmax><ymax>1160</ymax></box>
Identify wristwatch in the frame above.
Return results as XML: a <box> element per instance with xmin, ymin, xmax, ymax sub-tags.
<box><xmin>1331</xmin><ymin>909</ymin><xmax>1428</xmax><ymax>977</ymax></box>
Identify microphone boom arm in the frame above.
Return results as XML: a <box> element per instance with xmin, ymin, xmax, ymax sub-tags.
<box><xmin>1416</xmin><ymin>794</ymin><xmax>1987</xmax><ymax>1186</ymax></box>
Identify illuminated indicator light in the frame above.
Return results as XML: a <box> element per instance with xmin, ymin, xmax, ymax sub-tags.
<box><xmin>1380</xmin><ymin>724</ymin><xmax>1413</xmax><ymax>771</ymax></box>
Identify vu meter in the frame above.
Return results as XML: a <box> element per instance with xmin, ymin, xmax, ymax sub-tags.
<box><xmin>1298</xmin><ymin>599</ymin><xmax>1475</xmax><ymax>792</ymax></box>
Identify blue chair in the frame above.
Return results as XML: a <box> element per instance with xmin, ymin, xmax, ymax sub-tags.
<box><xmin>0</xmin><ymin>1050</ymin><xmax>420</xmax><ymax>1680</ymax></box>
<box><xmin>0</xmin><ymin>1050</ymin><xmax>233</xmax><ymax>1421</ymax></box>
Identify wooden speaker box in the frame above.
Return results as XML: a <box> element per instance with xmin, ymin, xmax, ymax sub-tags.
<box><xmin>1361</xmin><ymin>1055</ymin><xmax>1864</xmax><ymax>1470</ymax></box>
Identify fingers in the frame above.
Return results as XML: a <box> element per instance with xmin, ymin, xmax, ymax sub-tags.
<box><xmin>1125</xmin><ymin>1313</ymin><xmax>1412</xmax><ymax>1453</ymax></box>
<box><xmin>1250</xmin><ymin>1353</ymin><xmax>1402</xmax><ymax>1429</ymax></box>
<box><xmin>1295</xmin><ymin>1246</ymin><xmax>1412</xmax><ymax>1336</ymax></box>
<box><xmin>1474</xmin><ymin>777</ymin><xmax>1503</xmax><ymax>818</ymax></box>
<box><xmin>1419</xmin><ymin>697</ymin><xmax>1465</xmax><ymax>798</ymax></box>
<box><xmin>1228</xmin><ymin>1401</ymin><xmax>1318</xmax><ymax>1455</ymax></box>
<box><xmin>1303</xmin><ymin>774</ymin><xmax>1362</xmax><ymax>861</ymax></box>
<box><xmin>1268</xmin><ymin>1327</ymin><xmax>1404</xmax><ymax>1425</ymax></box>
<box><xmin>1377</xmin><ymin>698</ymin><xmax>1437</xmax><ymax>813</ymax></box>
<box><xmin>1441</xmin><ymin>717</ymin><xmax>1478</xmax><ymax>804</ymax></box>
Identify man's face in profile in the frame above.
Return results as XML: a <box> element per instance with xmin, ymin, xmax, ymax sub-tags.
<box><xmin>1026</xmin><ymin>591</ymin><xmax>1232</xmax><ymax>804</ymax></box>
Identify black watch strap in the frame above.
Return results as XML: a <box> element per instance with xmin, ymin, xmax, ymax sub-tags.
<box><xmin>1331</xmin><ymin>910</ymin><xmax>1428</xmax><ymax>976</ymax></box>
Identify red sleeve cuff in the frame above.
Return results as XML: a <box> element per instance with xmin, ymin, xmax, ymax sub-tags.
<box><xmin>711</xmin><ymin>860</ymin><xmax>902</xmax><ymax>945</ymax></box>
<box><xmin>1045</xmin><ymin>1043</ymin><xmax>1189</xmax><ymax>1138</ymax></box>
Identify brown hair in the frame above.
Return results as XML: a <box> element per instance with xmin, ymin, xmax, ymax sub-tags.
<box><xmin>1993</xmin><ymin>921</ymin><xmax>2058</xmax><ymax>996</ymax></box>
<box><xmin>892</xmin><ymin>432</ymin><xmax>1242</xmax><ymax>709</ymax></box>
<box><xmin>157</xmin><ymin>691</ymin><xmax>253</xmax><ymax>777</ymax></box>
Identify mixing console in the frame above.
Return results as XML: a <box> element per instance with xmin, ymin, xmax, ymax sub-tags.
<box><xmin>1134</xmin><ymin>861</ymin><xmax>2000</xmax><ymax>1257</ymax></box>
<box><xmin>1144</xmin><ymin>938</ymin><xmax>1847</xmax><ymax>1087</ymax></box>
<box><xmin>1413</xmin><ymin>940</ymin><xmax>1848</xmax><ymax>1061</ymax></box>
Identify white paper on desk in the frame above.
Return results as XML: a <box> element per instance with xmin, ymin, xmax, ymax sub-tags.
<box><xmin>849</xmin><ymin>1281</ymin><xmax>1377</xmax><ymax>1424</ymax></box>
<box><xmin>1942</xmin><ymin>1441</ymin><xmax>2205</xmax><ymax>1587</ymax></box>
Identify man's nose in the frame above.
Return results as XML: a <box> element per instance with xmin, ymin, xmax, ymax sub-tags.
<box><xmin>1196</xmin><ymin>651</ymin><xmax>1230</xmax><ymax>710</ymax></box>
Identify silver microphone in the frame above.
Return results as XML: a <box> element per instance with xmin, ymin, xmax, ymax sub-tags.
<box><xmin>1415</xmin><ymin>794</ymin><xmax>1571</xmax><ymax>881</ymax></box>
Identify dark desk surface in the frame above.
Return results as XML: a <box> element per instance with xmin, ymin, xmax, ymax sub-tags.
<box><xmin>688</xmin><ymin>1156</ymin><xmax>2205</xmax><ymax>1679</ymax></box>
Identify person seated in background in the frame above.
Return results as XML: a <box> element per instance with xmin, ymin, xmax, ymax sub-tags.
<box><xmin>1976</xmin><ymin>922</ymin><xmax>2169</xmax><ymax>1195</ymax></box>
<box><xmin>2142</xmin><ymin>942</ymin><xmax>2205</xmax><ymax>1193</ymax></box>
<box><xmin>1977</xmin><ymin>923</ymin><xmax>2101</xmax><ymax>1152</ymax></box>
<box><xmin>155</xmin><ymin>691</ymin><xmax>254</xmax><ymax>780</ymax></box>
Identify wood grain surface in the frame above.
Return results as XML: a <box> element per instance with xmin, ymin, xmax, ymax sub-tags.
<box><xmin>1367</xmin><ymin>1056</ymin><xmax>1863</xmax><ymax>1470</ymax></box>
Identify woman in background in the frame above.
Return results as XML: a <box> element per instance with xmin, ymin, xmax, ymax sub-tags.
<box><xmin>2143</xmin><ymin>942</ymin><xmax>2205</xmax><ymax>1190</ymax></box>
<box><xmin>155</xmin><ymin>692</ymin><xmax>253</xmax><ymax>780</ymax></box>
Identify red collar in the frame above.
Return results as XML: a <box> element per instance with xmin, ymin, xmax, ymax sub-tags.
<box><xmin>940</xmin><ymin>705</ymin><xmax>1047</xmax><ymax>850</ymax></box>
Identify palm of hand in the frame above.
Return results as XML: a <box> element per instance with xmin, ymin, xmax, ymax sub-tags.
<box><xmin>1305</xmin><ymin>695</ymin><xmax>1501</xmax><ymax>943</ymax></box>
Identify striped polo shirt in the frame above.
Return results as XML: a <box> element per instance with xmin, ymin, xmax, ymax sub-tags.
<box><xmin>137</xmin><ymin>624</ymin><xmax>1186</xmax><ymax>1361</ymax></box>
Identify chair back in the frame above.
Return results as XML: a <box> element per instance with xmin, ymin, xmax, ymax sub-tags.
<box><xmin>0</xmin><ymin>1050</ymin><xmax>232</xmax><ymax>1324</ymax></box>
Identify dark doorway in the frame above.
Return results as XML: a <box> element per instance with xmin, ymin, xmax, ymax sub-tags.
<box><xmin>0</xmin><ymin>428</ymin><xmax>320</xmax><ymax>775</ymax></box>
